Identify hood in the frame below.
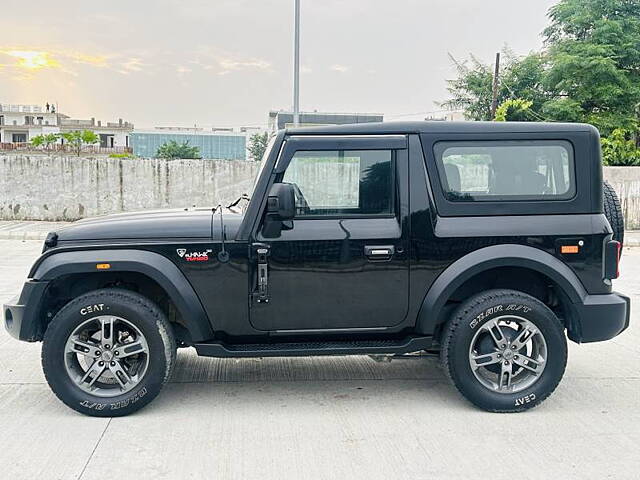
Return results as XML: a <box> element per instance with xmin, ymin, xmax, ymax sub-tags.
<box><xmin>56</xmin><ymin>208</ymin><xmax>215</xmax><ymax>242</ymax></box>
<box><xmin>211</xmin><ymin>207</ymin><xmax>245</xmax><ymax>241</ymax></box>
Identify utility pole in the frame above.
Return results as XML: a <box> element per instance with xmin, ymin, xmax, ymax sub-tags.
<box><xmin>293</xmin><ymin>0</ymin><xmax>300</xmax><ymax>126</ymax></box>
<box><xmin>490</xmin><ymin>52</ymin><xmax>500</xmax><ymax>120</ymax></box>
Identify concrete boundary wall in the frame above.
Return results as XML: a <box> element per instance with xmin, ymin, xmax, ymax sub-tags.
<box><xmin>1</xmin><ymin>155</ymin><xmax>639</xmax><ymax>227</ymax></box>
<box><xmin>0</xmin><ymin>155</ymin><xmax>260</xmax><ymax>221</ymax></box>
<box><xmin>603</xmin><ymin>167</ymin><xmax>640</xmax><ymax>229</ymax></box>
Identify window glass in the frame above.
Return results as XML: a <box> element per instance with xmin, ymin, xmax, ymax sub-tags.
<box><xmin>435</xmin><ymin>141</ymin><xmax>574</xmax><ymax>201</ymax></box>
<box><xmin>282</xmin><ymin>150</ymin><xmax>393</xmax><ymax>216</ymax></box>
<box><xmin>252</xmin><ymin>136</ymin><xmax>276</xmax><ymax>193</ymax></box>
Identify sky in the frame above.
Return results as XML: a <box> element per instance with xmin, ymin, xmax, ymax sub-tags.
<box><xmin>0</xmin><ymin>0</ymin><xmax>558</xmax><ymax>129</ymax></box>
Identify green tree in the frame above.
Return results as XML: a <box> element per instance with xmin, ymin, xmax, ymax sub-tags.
<box><xmin>442</xmin><ymin>0</ymin><xmax>640</xmax><ymax>163</ymax></box>
<box><xmin>61</xmin><ymin>130</ymin><xmax>99</xmax><ymax>156</ymax></box>
<box><xmin>601</xmin><ymin>128</ymin><xmax>640</xmax><ymax>166</ymax></box>
<box><xmin>30</xmin><ymin>134</ymin><xmax>46</xmax><ymax>149</ymax></box>
<box><xmin>247</xmin><ymin>132</ymin><xmax>269</xmax><ymax>161</ymax></box>
<box><xmin>43</xmin><ymin>133</ymin><xmax>60</xmax><ymax>149</ymax></box>
<box><xmin>442</xmin><ymin>49</ymin><xmax>548</xmax><ymax>121</ymax></box>
<box><xmin>494</xmin><ymin>99</ymin><xmax>534</xmax><ymax>122</ymax></box>
<box><xmin>542</xmin><ymin>0</ymin><xmax>640</xmax><ymax>136</ymax></box>
<box><xmin>155</xmin><ymin>140</ymin><xmax>201</xmax><ymax>159</ymax></box>
<box><xmin>30</xmin><ymin>133</ymin><xmax>60</xmax><ymax>150</ymax></box>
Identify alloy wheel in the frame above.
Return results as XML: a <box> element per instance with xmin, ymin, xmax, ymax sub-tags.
<box><xmin>63</xmin><ymin>315</ymin><xmax>150</xmax><ymax>397</ymax></box>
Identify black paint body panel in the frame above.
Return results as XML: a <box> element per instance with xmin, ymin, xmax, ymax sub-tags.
<box><xmin>5</xmin><ymin>121</ymin><xmax>629</xmax><ymax>349</ymax></box>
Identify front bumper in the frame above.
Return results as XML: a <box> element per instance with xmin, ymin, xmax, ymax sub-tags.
<box><xmin>572</xmin><ymin>292</ymin><xmax>630</xmax><ymax>343</ymax></box>
<box><xmin>3</xmin><ymin>280</ymin><xmax>49</xmax><ymax>342</ymax></box>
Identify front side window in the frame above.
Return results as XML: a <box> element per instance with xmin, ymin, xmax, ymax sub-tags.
<box><xmin>282</xmin><ymin>149</ymin><xmax>394</xmax><ymax>216</ymax></box>
<box><xmin>435</xmin><ymin>141</ymin><xmax>574</xmax><ymax>202</ymax></box>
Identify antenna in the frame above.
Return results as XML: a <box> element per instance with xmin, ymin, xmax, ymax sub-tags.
<box><xmin>217</xmin><ymin>205</ymin><xmax>230</xmax><ymax>263</ymax></box>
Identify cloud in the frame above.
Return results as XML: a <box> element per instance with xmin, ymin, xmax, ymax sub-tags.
<box><xmin>118</xmin><ymin>57</ymin><xmax>147</xmax><ymax>75</ymax></box>
<box><xmin>0</xmin><ymin>44</ymin><xmax>273</xmax><ymax>83</ymax></box>
<box><xmin>68</xmin><ymin>52</ymin><xmax>109</xmax><ymax>68</ymax></box>
<box><xmin>0</xmin><ymin>49</ymin><xmax>60</xmax><ymax>70</ymax></box>
<box><xmin>189</xmin><ymin>46</ymin><xmax>272</xmax><ymax>76</ymax></box>
<box><xmin>0</xmin><ymin>47</ymin><xmax>110</xmax><ymax>79</ymax></box>
<box><xmin>330</xmin><ymin>64</ymin><xmax>349</xmax><ymax>73</ymax></box>
<box><xmin>217</xmin><ymin>57</ymin><xmax>271</xmax><ymax>75</ymax></box>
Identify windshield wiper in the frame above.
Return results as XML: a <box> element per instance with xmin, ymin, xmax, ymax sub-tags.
<box><xmin>226</xmin><ymin>193</ymin><xmax>250</xmax><ymax>209</ymax></box>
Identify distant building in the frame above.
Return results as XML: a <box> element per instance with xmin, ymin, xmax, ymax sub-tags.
<box><xmin>425</xmin><ymin>109</ymin><xmax>466</xmax><ymax>122</ymax></box>
<box><xmin>0</xmin><ymin>104</ymin><xmax>59</xmax><ymax>143</ymax></box>
<box><xmin>268</xmin><ymin>110</ymin><xmax>383</xmax><ymax>133</ymax></box>
<box><xmin>0</xmin><ymin>103</ymin><xmax>133</xmax><ymax>148</ymax></box>
<box><xmin>130</xmin><ymin>128</ymin><xmax>246</xmax><ymax>160</ymax></box>
<box><xmin>58</xmin><ymin>116</ymin><xmax>133</xmax><ymax>148</ymax></box>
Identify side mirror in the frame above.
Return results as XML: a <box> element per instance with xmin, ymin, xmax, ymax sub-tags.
<box><xmin>267</xmin><ymin>183</ymin><xmax>296</xmax><ymax>220</ymax></box>
<box><xmin>262</xmin><ymin>183</ymin><xmax>296</xmax><ymax>238</ymax></box>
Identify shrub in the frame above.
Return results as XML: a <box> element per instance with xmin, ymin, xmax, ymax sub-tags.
<box><xmin>156</xmin><ymin>140</ymin><xmax>200</xmax><ymax>159</ymax></box>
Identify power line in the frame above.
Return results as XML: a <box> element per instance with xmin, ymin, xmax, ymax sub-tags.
<box><xmin>501</xmin><ymin>82</ymin><xmax>554</xmax><ymax>122</ymax></box>
<box><xmin>135</xmin><ymin>106</ymin><xmax>465</xmax><ymax>131</ymax></box>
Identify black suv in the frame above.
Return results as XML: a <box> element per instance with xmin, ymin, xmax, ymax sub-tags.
<box><xmin>4</xmin><ymin>121</ymin><xmax>629</xmax><ymax>416</ymax></box>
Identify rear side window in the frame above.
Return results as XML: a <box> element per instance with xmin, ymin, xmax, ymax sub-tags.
<box><xmin>434</xmin><ymin>141</ymin><xmax>575</xmax><ymax>202</ymax></box>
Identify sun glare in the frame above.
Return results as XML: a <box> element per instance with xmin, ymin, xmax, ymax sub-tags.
<box><xmin>6</xmin><ymin>50</ymin><xmax>58</xmax><ymax>69</ymax></box>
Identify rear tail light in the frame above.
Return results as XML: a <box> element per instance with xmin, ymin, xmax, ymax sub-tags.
<box><xmin>604</xmin><ymin>240</ymin><xmax>621</xmax><ymax>280</ymax></box>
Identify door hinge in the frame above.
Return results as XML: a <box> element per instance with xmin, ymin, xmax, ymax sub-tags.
<box><xmin>252</xmin><ymin>243</ymin><xmax>270</xmax><ymax>303</ymax></box>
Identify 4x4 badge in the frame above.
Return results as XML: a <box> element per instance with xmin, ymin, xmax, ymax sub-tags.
<box><xmin>176</xmin><ymin>248</ymin><xmax>187</xmax><ymax>257</ymax></box>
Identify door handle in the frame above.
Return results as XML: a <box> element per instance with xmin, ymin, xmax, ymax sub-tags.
<box><xmin>364</xmin><ymin>245</ymin><xmax>395</xmax><ymax>260</ymax></box>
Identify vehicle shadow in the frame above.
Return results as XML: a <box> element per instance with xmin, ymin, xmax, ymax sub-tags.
<box><xmin>169</xmin><ymin>348</ymin><xmax>445</xmax><ymax>384</ymax></box>
<box><xmin>149</xmin><ymin>347</ymin><xmax>472</xmax><ymax>412</ymax></box>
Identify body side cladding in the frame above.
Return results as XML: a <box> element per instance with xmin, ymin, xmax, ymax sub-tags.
<box><xmin>416</xmin><ymin>244</ymin><xmax>588</xmax><ymax>339</ymax></box>
<box><xmin>32</xmin><ymin>249</ymin><xmax>214</xmax><ymax>342</ymax></box>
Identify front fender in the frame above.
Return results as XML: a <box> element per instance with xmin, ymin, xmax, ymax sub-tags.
<box><xmin>32</xmin><ymin>249</ymin><xmax>214</xmax><ymax>342</ymax></box>
<box><xmin>415</xmin><ymin>244</ymin><xmax>588</xmax><ymax>336</ymax></box>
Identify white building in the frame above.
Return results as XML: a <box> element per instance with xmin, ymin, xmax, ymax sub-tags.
<box><xmin>59</xmin><ymin>116</ymin><xmax>133</xmax><ymax>148</ymax></box>
<box><xmin>425</xmin><ymin>108</ymin><xmax>466</xmax><ymax>122</ymax></box>
<box><xmin>0</xmin><ymin>104</ymin><xmax>59</xmax><ymax>143</ymax></box>
<box><xmin>268</xmin><ymin>110</ymin><xmax>384</xmax><ymax>133</ymax></box>
<box><xmin>0</xmin><ymin>103</ymin><xmax>133</xmax><ymax>148</ymax></box>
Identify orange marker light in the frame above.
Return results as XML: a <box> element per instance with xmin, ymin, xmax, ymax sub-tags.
<box><xmin>96</xmin><ymin>263</ymin><xmax>111</xmax><ymax>270</ymax></box>
<box><xmin>561</xmin><ymin>245</ymin><xmax>579</xmax><ymax>254</ymax></box>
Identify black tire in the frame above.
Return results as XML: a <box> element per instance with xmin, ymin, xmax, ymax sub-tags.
<box><xmin>603</xmin><ymin>180</ymin><xmax>624</xmax><ymax>248</ymax></box>
<box><xmin>440</xmin><ymin>289</ymin><xmax>567</xmax><ymax>413</ymax></box>
<box><xmin>42</xmin><ymin>288</ymin><xmax>176</xmax><ymax>417</ymax></box>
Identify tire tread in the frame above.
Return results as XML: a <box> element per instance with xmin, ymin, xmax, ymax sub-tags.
<box><xmin>440</xmin><ymin>289</ymin><xmax>566</xmax><ymax>413</ymax></box>
<box><xmin>603</xmin><ymin>180</ymin><xmax>624</xmax><ymax>247</ymax></box>
<box><xmin>42</xmin><ymin>288</ymin><xmax>176</xmax><ymax>416</ymax></box>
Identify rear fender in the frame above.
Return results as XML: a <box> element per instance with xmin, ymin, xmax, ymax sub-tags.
<box><xmin>416</xmin><ymin>244</ymin><xmax>588</xmax><ymax>337</ymax></box>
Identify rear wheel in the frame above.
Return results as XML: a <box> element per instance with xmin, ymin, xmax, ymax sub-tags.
<box><xmin>42</xmin><ymin>288</ymin><xmax>176</xmax><ymax>417</ymax></box>
<box><xmin>441</xmin><ymin>289</ymin><xmax>567</xmax><ymax>412</ymax></box>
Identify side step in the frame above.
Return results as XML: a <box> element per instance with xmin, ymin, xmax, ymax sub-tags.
<box><xmin>194</xmin><ymin>336</ymin><xmax>432</xmax><ymax>358</ymax></box>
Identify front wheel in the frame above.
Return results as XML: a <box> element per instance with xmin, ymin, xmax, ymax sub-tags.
<box><xmin>42</xmin><ymin>288</ymin><xmax>176</xmax><ymax>417</ymax></box>
<box><xmin>440</xmin><ymin>289</ymin><xmax>567</xmax><ymax>412</ymax></box>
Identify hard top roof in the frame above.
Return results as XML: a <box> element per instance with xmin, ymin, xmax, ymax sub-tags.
<box><xmin>285</xmin><ymin>121</ymin><xmax>598</xmax><ymax>136</ymax></box>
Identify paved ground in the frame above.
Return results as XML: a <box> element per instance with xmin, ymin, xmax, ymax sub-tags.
<box><xmin>0</xmin><ymin>221</ymin><xmax>70</xmax><ymax>240</ymax></box>
<box><xmin>1</xmin><ymin>239</ymin><xmax>639</xmax><ymax>480</ymax></box>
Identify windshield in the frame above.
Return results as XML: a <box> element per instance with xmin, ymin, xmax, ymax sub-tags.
<box><xmin>251</xmin><ymin>136</ymin><xmax>277</xmax><ymax>193</ymax></box>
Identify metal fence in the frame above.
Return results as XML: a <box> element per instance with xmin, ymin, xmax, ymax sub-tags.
<box><xmin>0</xmin><ymin>143</ymin><xmax>133</xmax><ymax>154</ymax></box>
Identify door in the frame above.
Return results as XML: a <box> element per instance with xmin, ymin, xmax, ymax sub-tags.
<box><xmin>250</xmin><ymin>135</ymin><xmax>410</xmax><ymax>332</ymax></box>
